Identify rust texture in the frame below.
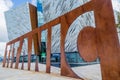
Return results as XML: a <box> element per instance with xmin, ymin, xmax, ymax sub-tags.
<box><xmin>60</xmin><ymin>16</ymin><xmax>80</xmax><ymax>78</ymax></box>
<box><xmin>93</xmin><ymin>0</ymin><xmax>120</xmax><ymax>80</ymax></box>
<box><xmin>46</xmin><ymin>27</ymin><xmax>52</xmax><ymax>73</ymax></box>
<box><xmin>29</xmin><ymin>4</ymin><xmax>40</xmax><ymax>55</ymax></box>
<box><xmin>35</xmin><ymin>55</ymin><xmax>39</xmax><ymax>71</ymax></box>
<box><xmin>10</xmin><ymin>47</ymin><xmax>15</xmax><ymax>68</ymax></box>
<box><xmin>77</xmin><ymin>27</ymin><xmax>98</xmax><ymax>62</ymax></box>
<box><xmin>15</xmin><ymin>39</ymin><xmax>24</xmax><ymax>69</ymax></box>
<box><xmin>21</xmin><ymin>50</ymin><xmax>24</xmax><ymax>70</ymax></box>
<box><xmin>2</xmin><ymin>0</ymin><xmax>120</xmax><ymax>80</ymax></box>
<box><xmin>27</xmin><ymin>36</ymin><xmax>33</xmax><ymax>70</ymax></box>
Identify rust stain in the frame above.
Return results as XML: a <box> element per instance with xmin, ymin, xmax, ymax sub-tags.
<box><xmin>77</xmin><ymin>27</ymin><xmax>98</xmax><ymax>62</ymax></box>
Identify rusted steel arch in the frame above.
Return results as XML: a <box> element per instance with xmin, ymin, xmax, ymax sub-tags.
<box><xmin>59</xmin><ymin>1</ymin><xmax>95</xmax><ymax>79</ymax></box>
<box><xmin>35</xmin><ymin>31</ymin><xmax>42</xmax><ymax>72</ymax></box>
<box><xmin>77</xmin><ymin>27</ymin><xmax>98</xmax><ymax>62</ymax></box>
<box><xmin>93</xmin><ymin>0</ymin><xmax>120</xmax><ymax>80</ymax></box>
<box><xmin>46</xmin><ymin>27</ymin><xmax>52</xmax><ymax>73</ymax></box>
<box><xmin>60</xmin><ymin>16</ymin><xmax>80</xmax><ymax>78</ymax></box>
<box><xmin>77</xmin><ymin>0</ymin><xmax>120</xmax><ymax>80</ymax></box>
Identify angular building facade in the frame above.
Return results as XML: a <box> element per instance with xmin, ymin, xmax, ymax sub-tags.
<box><xmin>39</xmin><ymin>0</ymin><xmax>120</xmax><ymax>53</ymax></box>
<box><xmin>5</xmin><ymin>3</ymin><xmax>35</xmax><ymax>41</ymax></box>
<box><xmin>5</xmin><ymin>3</ymin><xmax>39</xmax><ymax>56</ymax></box>
<box><xmin>39</xmin><ymin>0</ymin><xmax>95</xmax><ymax>53</ymax></box>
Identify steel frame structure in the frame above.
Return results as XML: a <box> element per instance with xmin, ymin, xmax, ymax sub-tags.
<box><xmin>3</xmin><ymin>0</ymin><xmax>120</xmax><ymax>80</ymax></box>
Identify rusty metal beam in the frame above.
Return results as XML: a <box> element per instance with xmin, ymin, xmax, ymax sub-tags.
<box><xmin>60</xmin><ymin>16</ymin><xmax>81</xmax><ymax>79</ymax></box>
<box><xmin>35</xmin><ymin>31</ymin><xmax>41</xmax><ymax>71</ymax></box>
<box><xmin>46</xmin><ymin>27</ymin><xmax>51</xmax><ymax>73</ymax></box>
<box><xmin>10</xmin><ymin>47</ymin><xmax>15</xmax><ymax>68</ymax></box>
<box><xmin>27</xmin><ymin>36</ymin><xmax>33</xmax><ymax>70</ymax></box>
<box><xmin>15</xmin><ymin>39</ymin><xmax>24</xmax><ymax>69</ymax></box>
<box><xmin>93</xmin><ymin>0</ymin><xmax>120</xmax><ymax>80</ymax></box>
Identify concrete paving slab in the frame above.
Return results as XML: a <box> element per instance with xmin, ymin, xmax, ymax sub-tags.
<box><xmin>0</xmin><ymin>63</ymin><xmax>101</xmax><ymax>80</ymax></box>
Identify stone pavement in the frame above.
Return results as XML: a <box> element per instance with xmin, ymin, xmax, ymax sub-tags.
<box><xmin>0</xmin><ymin>63</ymin><xmax>101</xmax><ymax>80</ymax></box>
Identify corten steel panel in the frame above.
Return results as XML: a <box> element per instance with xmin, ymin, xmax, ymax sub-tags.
<box><xmin>60</xmin><ymin>16</ymin><xmax>80</xmax><ymax>78</ymax></box>
<box><xmin>10</xmin><ymin>47</ymin><xmax>15</xmax><ymax>68</ymax></box>
<box><xmin>77</xmin><ymin>27</ymin><xmax>98</xmax><ymax>62</ymax></box>
<box><xmin>35</xmin><ymin>55</ymin><xmax>39</xmax><ymax>71</ymax></box>
<box><xmin>46</xmin><ymin>27</ymin><xmax>52</xmax><ymax>73</ymax></box>
<box><xmin>35</xmin><ymin>31</ymin><xmax>41</xmax><ymax>72</ymax></box>
<box><xmin>93</xmin><ymin>0</ymin><xmax>120</xmax><ymax>80</ymax></box>
<box><xmin>29</xmin><ymin>4</ymin><xmax>40</xmax><ymax>55</ymax></box>
<box><xmin>59</xmin><ymin>1</ymin><xmax>94</xmax><ymax>79</ymax></box>
<box><xmin>15</xmin><ymin>39</ymin><xmax>24</xmax><ymax>69</ymax></box>
<box><xmin>27</xmin><ymin>36</ymin><xmax>33</xmax><ymax>70</ymax></box>
<box><xmin>3</xmin><ymin>0</ymin><xmax>120</xmax><ymax>80</ymax></box>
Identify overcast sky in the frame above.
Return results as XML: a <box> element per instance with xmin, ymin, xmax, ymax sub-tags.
<box><xmin>0</xmin><ymin>0</ymin><xmax>120</xmax><ymax>56</ymax></box>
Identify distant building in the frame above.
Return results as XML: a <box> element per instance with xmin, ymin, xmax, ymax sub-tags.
<box><xmin>5</xmin><ymin>3</ymin><xmax>39</xmax><ymax>56</ymax></box>
<box><xmin>37</xmin><ymin>0</ymin><xmax>46</xmax><ymax>42</ymax></box>
<box><xmin>37</xmin><ymin>0</ymin><xmax>44</xmax><ymax>27</ymax></box>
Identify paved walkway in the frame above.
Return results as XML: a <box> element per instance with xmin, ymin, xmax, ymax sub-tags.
<box><xmin>0</xmin><ymin>63</ymin><xmax>101</xmax><ymax>80</ymax></box>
